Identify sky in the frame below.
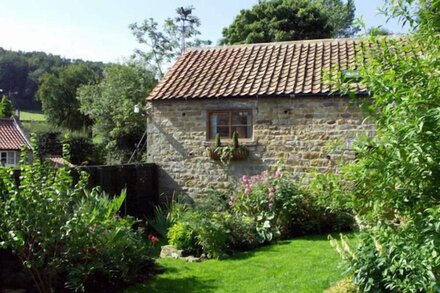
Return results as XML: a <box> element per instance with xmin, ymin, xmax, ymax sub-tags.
<box><xmin>0</xmin><ymin>0</ymin><xmax>408</xmax><ymax>63</ymax></box>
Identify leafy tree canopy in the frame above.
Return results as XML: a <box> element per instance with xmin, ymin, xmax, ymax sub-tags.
<box><xmin>77</xmin><ymin>62</ymin><xmax>156</xmax><ymax>163</ymax></box>
<box><xmin>130</xmin><ymin>6</ymin><xmax>211</xmax><ymax>78</ymax></box>
<box><xmin>0</xmin><ymin>48</ymin><xmax>103</xmax><ymax>111</ymax></box>
<box><xmin>315</xmin><ymin>0</ymin><xmax>359</xmax><ymax>37</ymax></box>
<box><xmin>0</xmin><ymin>95</ymin><xmax>13</xmax><ymax>118</ymax></box>
<box><xmin>221</xmin><ymin>0</ymin><xmax>359</xmax><ymax>45</ymax></box>
<box><xmin>37</xmin><ymin>63</ymin><xmax>102</xmax><ymax>131</ymax></box>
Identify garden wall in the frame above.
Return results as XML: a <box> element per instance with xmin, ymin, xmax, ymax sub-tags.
<box><xmin>146</xmin><ymin>96</ymin><xmax>374</xmax><ymax>198</ymax></box>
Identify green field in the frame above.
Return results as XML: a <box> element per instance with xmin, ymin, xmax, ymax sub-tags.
<box><xmin>19</xmin><ymin>110</ymin><xmax>46</xmax><ymax>121</ymax></box>
<box><xmin>127</xmin><ymin>234</ymin><xmax>354</xmax><ymax>293</ymax></box>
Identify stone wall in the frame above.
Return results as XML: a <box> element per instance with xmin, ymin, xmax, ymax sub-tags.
<box><xmin>146</xmin><ymin>96</ymin><xmax>373</xmax><ymax>198</ymax></box>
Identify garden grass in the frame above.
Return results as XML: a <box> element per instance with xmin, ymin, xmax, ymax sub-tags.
<box><xmin>127</xmin><ymin>234</ymin><xmax>356</xmax><ymax>293</ymax></box>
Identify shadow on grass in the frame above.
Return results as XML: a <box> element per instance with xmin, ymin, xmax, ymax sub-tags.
<box><xmin>128</xmin><ymin>276</ymin><xmax>216</xmax><ymax>293</ymax></box>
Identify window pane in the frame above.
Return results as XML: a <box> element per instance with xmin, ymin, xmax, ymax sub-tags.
<box><xmin>216</xmin><ymin>113</ymin><xmax>229</xmax><ymax>126</ymax></box>
<box><xmin>7</xmin><ymin>152</ymin><xmax>15</xmax><ymax>165</ymax></box>
<box><xmin>232</xmin><ymin>111</ymin><xmax>251</xmax><ymax>125</ymax></box>
<box><xmin>1</xmin><ymin>152</ymin><xmax>6</xmax><ymax>164</ymax></box>
<box><xmin>232</xmin><ymin>126</ymin><xmax>252</xmax><ymax>138</ymax></box>
<box><xmin>216</xmin><ymin>126</ymin><xmax>230</xmax><ymax>138</ymax></box>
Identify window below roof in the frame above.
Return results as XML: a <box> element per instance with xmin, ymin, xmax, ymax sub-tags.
<box><xmin>0</xmin><ymin>151</ymin><xmax>18</xmax><ymax>167</ymax></box>
<box><xmin>208</xmin><ymin>110</ymin><xmax>253</xmax><ymax>139</ymax></box>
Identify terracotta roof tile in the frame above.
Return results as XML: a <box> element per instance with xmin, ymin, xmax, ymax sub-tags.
<box><xmin>0</xmin><ymin>118</ymin><xmax>30</xmax><ymax>150</ymax></box>
<box><xmin>148</xmin><ymin>38</ymin><xmax>366</xmax><ymax>100</ymax></box>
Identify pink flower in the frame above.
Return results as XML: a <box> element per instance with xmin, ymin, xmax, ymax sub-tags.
<box><xmin>268</xmin><ymin>202</ymin><xmax>274</xmax><ymax>209</ymax></box>
<box><xmin>244</xmin><ymin>187</ymin><xmax>252</xmax><ymax>194</ymax></box>
<box><xmin>241</xmin><ymin>175</ymin><xmax>250</xmax><ymax>185</ymax></box>
<box><xmin>274</xmin><ymin>170</ymin><xmax>281</xmax><ymax>179</ymax></box>
<box><xmin>268</xmin><ymin>187</ymin><xmax>274</xmax><ymax>193</ymax></box>
<box><xmin>268</xmin><ymin>192</ymin><xmax>274</xmax><ymax>199</ymax></box>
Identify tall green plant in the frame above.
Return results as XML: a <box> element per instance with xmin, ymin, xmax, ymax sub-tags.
<box><xmin>0</xmin><ymin>149</ymin><xmax>153</xmax><ymax>292</ymax></box>
<box><xmin>313</xmin><ymin>0</ymin><xmax>440</xmax><ymax>291</ymax></box>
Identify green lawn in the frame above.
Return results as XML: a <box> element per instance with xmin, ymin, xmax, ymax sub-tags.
<box><xmin>19</xmin><ymin>110</ymin><xmax>46</xmax><ymax>121</ymax></box>
<box><xmin>127</xmin><ymin>234</ymin><xmax>354</xmax><ymax>293</ymax></box>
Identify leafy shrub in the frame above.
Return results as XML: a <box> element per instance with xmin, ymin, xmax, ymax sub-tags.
<box><xmin>223</xmin><ymin>213</ymin><xmax>259</xmax><ymax>251</ymax></box>
<box><xmin>167</xmin><ymin>207</ymin><xmax>229</xmax><ymax>258</ymax></box>
<box><xmin>0</xmin><ymin>155</ymin><xmax>154</xmax><ymax>292</ymax></box>
<box><xmin>63</xmin><ymin>133</ymin><xmax>101</xmax><ymax>165</ymax></box>
<box><xmin>316</xmin><ymin>1</ymin><xmax>440</xmax><ymax>291</ymax></box>
<box><xmin>167</xmin><ymin>222</ymin><xmax>195</xmax><ymax>251</ymax></box>
<box><xmin>230</xmin><ymin>169</ymin><xmax>306</xmax><ymax>242</ymax></box>
<box><xmin>34</xmin><ymin>130</ymin><xmax>102</xmax><ymax>164</ymax></box>
<box><xmin>191</xmin><ymin>212</ymin><xmax>229</xmax><ymax>258</ymax></box>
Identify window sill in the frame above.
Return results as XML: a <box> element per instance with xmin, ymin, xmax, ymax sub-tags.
<box><xmin>203</xmin><ymin>140</ymin><xmax>257</xmax><ymax>147</ymax></box>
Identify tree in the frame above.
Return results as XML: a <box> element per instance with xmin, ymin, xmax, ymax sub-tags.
<box><xmin>312</xmin><ymin>0</ymin><xmax>440</xmax><ymax>291</ymax></box>
<box><xmin>367</xmin><ymin>26</ymin><xmax>393</xmax><ymax>36</ymax></box>
<box><xmin>0</xmin><ymin>95</ymin><xmax>13</xmax><ymax>118</ymax></box>
<box><xmin>0</xmin><ymin>48</ymin><xmax>103</xmax><ymax>111</ymax></box>
<box><xmin>221</xmin><ymin>0</ymin><xmax>334</xmax><ymax>44</ymax></box>
<box><xmin>0</xmin><ymin>52</ymin><xmax>29</xmax><ymax>107</ymax></box>
<box><xmin>37</xmin><ymin>63</ymin><xmax>102</xmax><ymax>130</ymax></box>
<box><xmin>315</xmin><ymin>0</ymin><xmax>359</xmax><ymax>37</ymax></box>
<box><xmin>130</xmin><ymin>6</ymin><xmax>211</xmax><ymax>78</ymax></box>
<box><xmin>77</xmin><ymin>62</ymin><xmax>156</xmax><ymax>163</ymax></box>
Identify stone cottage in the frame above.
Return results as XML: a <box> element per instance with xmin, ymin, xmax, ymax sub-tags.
<box><xmin>146</xmin><ymin>38</ymin><xmax>373</xmax><ymax>197</ymax></box>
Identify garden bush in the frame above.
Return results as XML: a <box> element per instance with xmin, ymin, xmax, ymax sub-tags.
<box><xmin>230</xmin><ymin>169</ymin><xmax>354</xmax><ymax>241</ymax></box>
<box><xmin>159</xmin><ymin>167</ymin><xmax>354</xmax><ymax>259</ymax></box>
<box><xmin>167</xmin><ymin>222</ymin><xmax>195</xmax><ymax>251</ymax></box>
<box><xmin>314</xmin><ymin>1</ymin><xmax>440</xmax><ymax>291</ymax></box>
<box><xmin>166</xmin><ymin>207</ymin><xmax>230</xmax><ymax>258</ymax></box>
<box><xmin>0</xmin><ymin>153</ymin><xmax>155</xmax><ymax>292</ymax></box>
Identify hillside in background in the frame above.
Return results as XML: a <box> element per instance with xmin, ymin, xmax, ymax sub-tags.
<box><xmin>0</xmin><ymin>48</ymin><xmax>104</xmax><ymax>111</ymax></box>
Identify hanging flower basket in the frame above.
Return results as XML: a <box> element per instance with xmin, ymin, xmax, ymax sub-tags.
<box><xmin>207</xmin><ymin>146</ymin><xmax>249</xmax><ymax>162</ymax></box>
<box><xmin>207</xmin><ymin>132</ymin><xmax>249</xmax><ymax>165</ymax></box>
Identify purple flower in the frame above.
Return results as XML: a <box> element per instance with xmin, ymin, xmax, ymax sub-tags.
<box><xmin>268</xmin><ymin>202</ymin><xmax>274</xmax><ymax>209</ymax></box>
<box><xmin>274</xmin><ymin>170</ymin><xmax>281</xmax><ymax>179</ymax></box>
<box><xmin>268</xmin><ymin>192</ymin><xmax>274</xmax><ymax>199</ymax></box>
<box><xmin>244</xmin><ymin>187</ymin><xmax>252</xmax><ymax>194</ymax></box>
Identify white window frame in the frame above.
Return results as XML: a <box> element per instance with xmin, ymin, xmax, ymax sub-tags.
<box><xmin>0</xmin><ymin>151</ymin><xmax>18</xmax><ymax>167</ymax></box>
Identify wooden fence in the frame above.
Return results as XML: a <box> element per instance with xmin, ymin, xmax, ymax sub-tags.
<box><xmin>75</xmin><ymin>163</ymin><xmax>159</xmax><ymax>219</ymax></box>
<box><xmin>11</xmin><ymin>163</ymin><xmax>159</xmax><ymax>219</ymax></box>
